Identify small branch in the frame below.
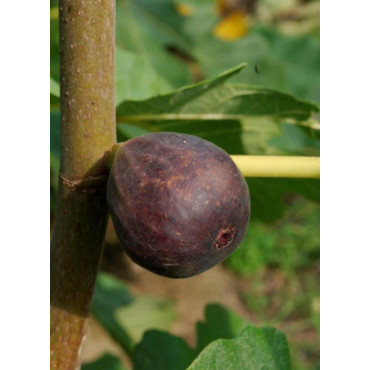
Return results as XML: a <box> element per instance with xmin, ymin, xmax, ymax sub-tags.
<box><xmin>231</xmin><ymin>155</ymin><xmax>320</xmax><ymax>178</ymax></box>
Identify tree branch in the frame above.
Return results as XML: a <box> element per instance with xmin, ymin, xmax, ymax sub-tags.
<box><xmin>50</xmin><ymin>1</ymin><xmax>116</xmax><ymax>369</ymax></box>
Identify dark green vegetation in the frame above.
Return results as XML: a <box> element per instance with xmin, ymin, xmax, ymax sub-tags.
<box><xmin>51</xmin><ymin>0</ymin><xmax>320</xmax><ymax>368</ymax></box>
<box><xmin>227</xmin><ymin>197</ymin><xmax>320</xmax><ymax>369</ymax></box>
<box><xmin>107</xmin><ymin>133</ymin><xmax>250</xmax><ymax>278</ymax></box>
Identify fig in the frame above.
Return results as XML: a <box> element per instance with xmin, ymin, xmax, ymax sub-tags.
<box><xmin>107</xmin><ymin>132</ymin><xmax>250</xmax><ymax>278</ymax></box>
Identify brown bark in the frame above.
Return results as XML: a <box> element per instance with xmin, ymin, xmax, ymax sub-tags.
<box><xmin>51</xmin><ymin>1</ymin><xmax>116</xmax><ymax>369</ymax></box>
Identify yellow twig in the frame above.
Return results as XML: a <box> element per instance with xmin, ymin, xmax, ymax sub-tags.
<box><xmin>231</xmin><ymin>155</ymin><xmax>320</xmax><ymax>178</ymax></box>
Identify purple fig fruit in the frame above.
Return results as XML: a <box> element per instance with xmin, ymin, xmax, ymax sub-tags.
<box><xmin>107</xmin><ymin>132</ymin><xmax>250</xmax><ymax>278</ymax></box>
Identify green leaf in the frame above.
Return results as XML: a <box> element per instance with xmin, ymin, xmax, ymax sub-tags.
<box><xmin>92</xmin><ymin>273</ymin><xmax>135</xmax><ymax>355</ymax></box>
<box><xmin>92</xmin><ymin>273</ymin><xmax>176</xmax><ymax>356</ymax></box>
<box><xmin>116</xmin><ymin>65</ymin><xmax>318</xmax><ymax>125</ymax></box>
<box><xmin>115</xmin><ymin>295</ymin><xmax>176</xmax><ymax>344</ymax></box>
<box><xmin>50</xmin><ymin>17</ymin><xmax>59</xmax><ymax>81</ymax></box>
<box><xmin>115</xmin><ymin>47</ymin><xmax>172</xmax><ymax>106</ymax></box>
<box><xmin>82</xmin><ymin>354</ymin><xmax>127</xmax><ymax>370</ymax></box>
<box><xmin>192</xmin><ymin>31</ymin><xmax>273</xmax><ymax>81</ymax></box>
<box><xmin>132</xmin><ymin>303</ymin><xmax>249</xmax><ymax>370</ymax></box>
<box><xmin>240</xmin><ymin>118</ymin><xmax>283</xmax><ymax>155</ymax></box>
<box><xmin>152</xmin><ymin>117</ymin><xmax>283</xmax><ymax>156</ymax></box>
<box><xmin>268</xmin><ymin>123</ymin><xmax>320</xmax><ymax>156</ymax></box>
<box><xmin>182</xmin><ymin>20</ymin><xmax>320</xmax><ymax>104</ymax></box>
<box><xmin>126</xmin><ymin>0</ymin><xmax>193</xmax><ymax>49</ymax></box>
<box><xmin>247</xmin><ymin>178</ymin><xmax>320</xmax><ymax>222</ymax></box>
<box><xmin>117</xmin><ymin>123</ymin><xmax>152</xmax><ymax>142</ymax></box>
<box><xmin>188</xmin><ymin>326</ymin><xmax>291</xmax><ymax>370</ymax></box>
<box><xmin>116</xmin><ymin>0</ymin><xmax>192</xmax><ymax>88</ymax></box>
<box><xmin>116</xmin><ymin>64</ymin><xmax>245</xmax><ymax>119</ymax></box>
<box><xmin>117</xmin><ymin>117</ymin><xmax>282</xmax><ymax>157</ymax></box>
<box><xmin>131</xmin><ymin>304</ymin><xmax>290</xmax><ymax>370</ymax></box>
<box><xmin>195</xmin><ymin>304</ymin><xmax>249</xmax><ymax>354</ymax></box>
<box><xmin>133</xmin><ymin>330</ymin><xmax>195</xmax><ymax>370</ymax></box>
<box><xmin>153</xmin><ymin>120</ymin><xmax>246</xmax><ymax>155</ymax></box>
<box><xmin>254</xmin><ymin>26</ymin><xmax>320</xmax><ymax>104</ymax></box>
<box><xmin>50</xmin><ymin>78</ymin><xmax>60</xmax><ymax>99</ymax></box>
<box><xmin>179</xmin><ymin>0</ymin><xmax>214</xmax><ymax>6</ymax></box>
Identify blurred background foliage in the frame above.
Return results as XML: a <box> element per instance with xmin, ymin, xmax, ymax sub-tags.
<box><xmin>51</xmin><ymin>0</ymin><xmax>319</xmax><ymax>369</ymax></box>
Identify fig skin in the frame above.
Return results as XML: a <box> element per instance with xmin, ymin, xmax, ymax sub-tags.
<box><xmin>107</xmin><ymin>132</ymin><xmax>250</xmax><ymax>278</ymax></box>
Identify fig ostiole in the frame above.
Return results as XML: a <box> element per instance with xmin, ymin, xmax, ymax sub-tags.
<box><xmin>107</xmin><ymin>132</ymin><xmax>250</xmax><ymax>278</ymax></box>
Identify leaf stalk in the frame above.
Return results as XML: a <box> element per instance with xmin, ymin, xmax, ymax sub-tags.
<box><xmin>231</xmin><ymin>155</ymin><xmax>320</xmax><ymax>178</ymax></box>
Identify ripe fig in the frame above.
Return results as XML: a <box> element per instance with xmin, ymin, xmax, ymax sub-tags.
<box><xmin>107</xmin><ymin>132</ymin><xmax>250</xmax><ymax>278</ymax></box>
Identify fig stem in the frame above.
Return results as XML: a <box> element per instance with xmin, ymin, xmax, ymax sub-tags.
<box><xmin>107</xmin><ymin>143</ymin><xmax>124</xmax><ymax>170</ymax></box>
<box><xmin>231</xmin><ymin>155</ymin><xmax>320</xmax><ymax>178</ymax></box>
